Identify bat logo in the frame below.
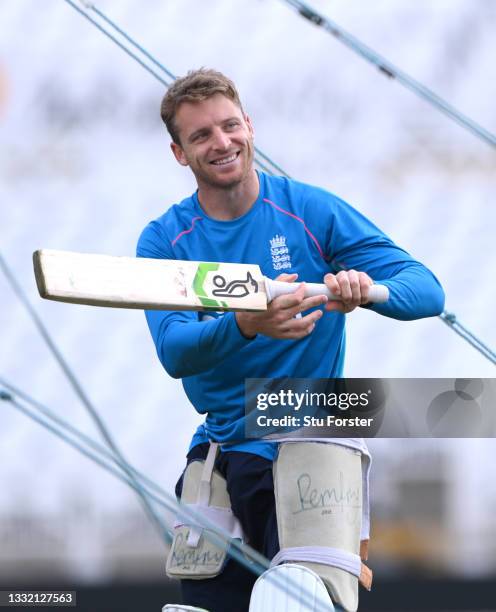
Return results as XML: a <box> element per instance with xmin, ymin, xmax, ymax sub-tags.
<box><xmin>211</xmin><ymin>272</ymin><xmax>259</xmax><ymax>298</ymax></box>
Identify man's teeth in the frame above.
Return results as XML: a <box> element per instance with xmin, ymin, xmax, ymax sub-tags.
<box><xmin>212</xmin><ymin>153</ymin><xmax>237</xmax><ymax>165</ymax></box>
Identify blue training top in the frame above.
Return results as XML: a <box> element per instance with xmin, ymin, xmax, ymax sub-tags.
<box><xmin>137</xmin><ymin>172</ymin><xmax>445</xmax><ymax>460</ymax></box>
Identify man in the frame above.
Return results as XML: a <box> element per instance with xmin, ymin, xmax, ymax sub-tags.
<box><xmin>137</xmin><ymin>68</ymin><xmax>444</xmax><ymax>612</ymax></box>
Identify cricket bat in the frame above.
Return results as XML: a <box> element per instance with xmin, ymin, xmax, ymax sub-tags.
<box><xmin>33</xmin><ymin>249</ymin><xmax>389</xmax><ymax>312</ymax></box>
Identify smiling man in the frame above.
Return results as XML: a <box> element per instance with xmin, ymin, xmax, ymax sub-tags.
<box><xmin>169</xmin><ymin>92</ymin><xmax>257</xmax><ymax>219</ymax></box>
<box><xmin>137</xmin><ymin>68</ymin><xmax>445</xmax><ymax>612</ymax></box>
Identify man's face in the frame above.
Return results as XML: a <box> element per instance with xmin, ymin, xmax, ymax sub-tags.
<box><xmin>170</xmin><ymin>93</ymin><xmax>255</xmax><ymax>190</ymax></box>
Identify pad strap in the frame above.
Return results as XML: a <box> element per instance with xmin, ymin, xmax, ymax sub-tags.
<box><xmin>173</xmin><ymin>443</ymin><xmax>244</xmax><ymax>547</ymax></box>
<box><xmin>186</xmin><ymin>442</ymin><xmax>218</xmax><ymax>547</ymax></box>
<box><xmin>271</xmin><ymin>546</ymin><xmax>373</xmax><ymax>591</ymax></box>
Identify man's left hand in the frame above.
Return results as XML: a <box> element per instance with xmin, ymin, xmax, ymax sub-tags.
<box><xmin>324</xmin><ymin>270</ymin><xmax>373</xmax><ymax>314</ymax></box>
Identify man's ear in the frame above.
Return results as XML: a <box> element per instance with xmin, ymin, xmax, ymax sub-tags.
<box><xmin>171</xmin><ymin>142</ymin><xmax>189</xmax><ymax>167</ymax></box>
<box><xmin>244</xmin><ymin>113</ymin><xmax>255</xmax><ymax>138</ymax></box>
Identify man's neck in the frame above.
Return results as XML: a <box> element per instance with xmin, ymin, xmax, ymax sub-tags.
<box><xmin>197</xmin><ymin>170</ymin><xmax>259</xmax><ymax>221</ymax></box>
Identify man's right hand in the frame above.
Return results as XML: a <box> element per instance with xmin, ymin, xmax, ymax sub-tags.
<box><xmin>235</xmin><ymin>273</ymin><xmax>328</xmax><ymax>340</ymax></box>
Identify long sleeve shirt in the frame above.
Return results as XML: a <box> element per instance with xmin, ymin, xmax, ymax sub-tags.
<box><xmin>137</xmin><ymin>172</ymin><xmax>445</xmax><ymax>459</ymax></box>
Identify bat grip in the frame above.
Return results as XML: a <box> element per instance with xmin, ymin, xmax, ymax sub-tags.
<box><xmin>265</xmin><ymin>278</ymin><xmax>389</xmax><ymax>304</ymax></box>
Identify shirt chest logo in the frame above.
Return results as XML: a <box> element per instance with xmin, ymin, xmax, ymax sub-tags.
<box><xmin>270</xmin><ymin>234</ymin><xmax>292</xmax><ymax>271</ymax></box>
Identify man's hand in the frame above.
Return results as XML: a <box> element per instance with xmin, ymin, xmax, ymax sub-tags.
<box><xmin>235</xmin><ymin>273</ymin><xmax>328</xmax><ymax>339</ymax></box>
<box><xmin>324</xmin><ymin>270</ymin><xmax>373</xmax><ymax>314</ymax></box>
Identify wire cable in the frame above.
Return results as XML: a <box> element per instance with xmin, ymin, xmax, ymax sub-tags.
<box><xmin>0</xmin><ymin>252</ymin><xmax>171</xmax><ymax>545</ymax></box>
<box><xmin>280</xmin><ymin>0</ymin><xmax>496</xmax><ymax>149</ymax></box>
<box><xmin>0</xmin><ymin>379</ymin><xmax>335</xmax><ymax>612</ymax></box>
<box><xmin>65</xmin><ymin>0</ymin><xmax>289</xmax><ymax>177</ymax></box>
<box><xmin>7</xmin><ymin>0</ymin><xmax>491</xmax><ymax>602</ymax></box>
<box><xmin>58</xmin><ymin>0</ymin><xmax>495</xmax><ymax>365</ymax></box>
<box><xmin>64</xmin><ymin>0</ymin><xmax>171</xmax><ymax>87</ymax></box>
<box><xmin>440</xmin><ymin>311</ymin><xmax>496</xmax><ymax>365</ymax></box>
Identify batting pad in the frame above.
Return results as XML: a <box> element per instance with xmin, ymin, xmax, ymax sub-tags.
<box><xmin>249</xmin><ymin>563</ymin><xmax>335</xmax><ymax>612</ymax></box>
<box><xmin>272</xmin><ymin>442</ymin><xmax>372</xmax><ymax>612</ymax></box>
<box><xmin>166</xmin><ymin>445</ymin><xmax>243</xmax><ymax>580</ymax></box>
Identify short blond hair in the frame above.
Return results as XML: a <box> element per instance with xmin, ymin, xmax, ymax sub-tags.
<box><xmin>160</xmin><ymin>68</ymin><xmax>244</xmax><ymax>144</ymax></box>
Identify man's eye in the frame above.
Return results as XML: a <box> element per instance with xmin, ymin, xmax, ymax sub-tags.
<box><xmin>226</xmin><ymin>122</ymin><xmax>239</xmax><ymax>129</ymax></box>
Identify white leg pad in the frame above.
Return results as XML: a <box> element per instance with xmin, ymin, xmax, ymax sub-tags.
<box><xmin>249</xmin><ymin>564</ymin><xmax>335</xmax><ymax>612</ymax></box>
<box><xmin>273</xmin><ymin>442</ymin><xmax>372</xmax><ymax>612</ymax></box>
<box><xmin>166</xmin><ymin>444</ymin><xmax>243</xmax><ymax>580</ymax></box>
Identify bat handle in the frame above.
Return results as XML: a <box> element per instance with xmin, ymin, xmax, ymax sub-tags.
<box><xmin>265</xmin><ymin>278</ymin><xmax>389</xmax><ymax>304</ymax></box>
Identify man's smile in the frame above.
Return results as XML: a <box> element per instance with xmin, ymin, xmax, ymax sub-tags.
<box><xmin>210</xmin><ymin>151</ymin><xmax>240</xmax><ymax>166</ymax></box>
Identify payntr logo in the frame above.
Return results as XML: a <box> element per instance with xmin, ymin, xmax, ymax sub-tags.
<box><xmin>270</xmin><ymin>234</ymin><xmax>292</xmax><ymax>271</ymax></box>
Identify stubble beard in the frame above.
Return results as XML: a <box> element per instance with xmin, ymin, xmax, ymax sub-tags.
<box><xmin>196</xmin><ymin>142</ymin><xmax>255</xmax><ymax>192</ymax></box>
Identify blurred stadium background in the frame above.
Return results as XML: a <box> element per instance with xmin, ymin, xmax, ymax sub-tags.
<box><xmin>0</xmin><ymin>0</ymin><xmax>495</xmax><ymax>610</ymax></box>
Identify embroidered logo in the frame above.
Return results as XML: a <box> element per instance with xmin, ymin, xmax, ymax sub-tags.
<box><xmin>270</xmin><ymin>234</ymin><xmax>292</xmax><ymax>271</ymax></box>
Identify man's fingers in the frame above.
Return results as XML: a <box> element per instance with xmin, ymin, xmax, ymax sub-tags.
<box><xmin>325</xmin><ymin>271</ymin><xmax>354</xmax><ymax>302</ymax></box>
<box><xmin>269</xmin><ymin>268</ymin><xmax>374</xmax><ymax>332</ymax></box>
<box><xmin>284</xmin><ymin>295</ymin><xmax>327</xmax><ymax>319</ymax></box>
<box><xmin>324</xmin><ymin>273</ymin><xmax>340</xmax><ymax>297</ymax></box>
<box><xmin>359</xmin><ymin>272</ymin><xmax>373</xmax><ymax>304</ymax></box>
<box><xmin>325</xmin><ymin>301</ymin><xmax>348</xmax><ymax>314</ymax></box>
<box><xmin>346</xmin><ymin>270</ymin><xmax>361</xmax><ymax>303</ymax></box>
<box><xmin>275</xmin><ymin>273</ymin><xmax>298</xmax><ymax>283</ymax></box>
<box><xmin>325</xmin><ymin>270</ymin><xmax>373</xmax><ymax>306</ymax></box>
<box><xmin>336</xmin><ymin>270</ymin><xmax>353</xmax><ymax>303</ymax></box>
<box><xmin>280</xmin><ymin>308</ymin><xmax>323</xmax><ymax>335</ymax></box>
<box><xmin>271</xmin><ymin>282</ymin><xmax>307</xmax><ymax>309</ymax></box>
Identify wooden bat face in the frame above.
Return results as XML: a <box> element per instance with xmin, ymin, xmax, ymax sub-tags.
<box><xmin>33</xmin><ymin>250</ymin><xmax>269</xmax><ymax>312</ymax></box>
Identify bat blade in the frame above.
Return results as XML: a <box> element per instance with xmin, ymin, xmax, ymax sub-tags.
<box><xmin>33</xmin><ymin>250</ymin><xmax>269</xmax><ymax>312</ymax></box>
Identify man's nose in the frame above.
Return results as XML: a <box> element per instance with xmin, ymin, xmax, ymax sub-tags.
<box><xmin>212</xmin><ymin>128</ymin><xmax>230</xmax><ymax>150</ymax></box>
